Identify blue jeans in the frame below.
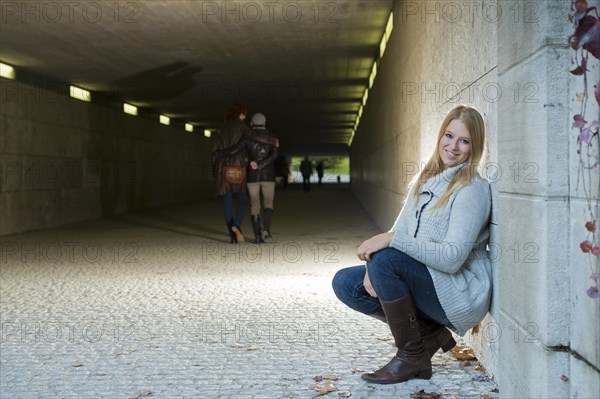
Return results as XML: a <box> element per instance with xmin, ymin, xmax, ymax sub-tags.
<box><xmin>223</xmin><ymin>192</ymin><xmax>248</xmax><ymax>227</ymax></box>
<box><xmin>332</xmin><ymin>248</ymin><xmax>452</xmax><ymax>327</ymax></box>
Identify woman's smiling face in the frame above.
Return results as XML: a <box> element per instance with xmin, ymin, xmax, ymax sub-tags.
<box><xmin>438</xmin><ymin>118</ymin><xmax>472</xmax><ymax>168</ymax></box>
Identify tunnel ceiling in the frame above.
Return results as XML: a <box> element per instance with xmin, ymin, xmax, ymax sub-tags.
<box><xmin>0</xmin><ymin>0</ymin><xmax>393</xmax><ymax>156</ymax></box>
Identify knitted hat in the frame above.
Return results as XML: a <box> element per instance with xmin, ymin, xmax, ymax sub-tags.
<box><xmin>251</xmin><ymin>113</ymin><xmax>266</xmax><ymax>126</ymax></box>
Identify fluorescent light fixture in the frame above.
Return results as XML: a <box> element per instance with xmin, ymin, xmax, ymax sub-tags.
<box><xmin>385</xmin><ymin>12</ymin><xmax>394</xmax><ymax>41</ymax></box>
<box><xmin>204</xmin><ymin>129</ymin><xmax>212</xmax><ymax>138</ymax></box>
<box><xmin>185</xmin><ymin>123</ymin><xmax>194</xmax><ymax>132</ymax></box>
<box><xmin>69</xmin><ymin>85</ymin><xmax>91</xmax><ymax>102</ymax></box>
<box><xmin>380</xmin><ymin>11</ymin><xmax>394</xmax><ymax>58</ymax></box>
<box><xmin>0</xmin><ymin>62</ymin><xmax>15</xmax><ymax>79</ymax></box>
<box><xmin>358</xmin><ymin>105</ymin><xmax>363</xmax><ymax>119</ymax></box>
<box><xmin>369</xmin><ymin>61</ymin><xmax>378</xmax><ymax>89</ymax></box>
<box><xmin>362</xmin><ymin>89</ymin><xmax>369</xmax><ymax>107</ymax></box>
<box><xmin>379</xmin><ymin>35</ymin><xmax>387</xmax><ymax>58</ymax></box>
<box><xmin>123</xmin><ymin>103</ymin><xmax>138</xmax><ymax>116</ymax></box>
<box><xmin>348</xmin><ymin>131</ymin><xmax>355</xmax><ymax>146</ymax></box>
<box><xmin>159</xmin><ymin>115</ymin><xmax>170</xmax><ymax>125</ymax></box>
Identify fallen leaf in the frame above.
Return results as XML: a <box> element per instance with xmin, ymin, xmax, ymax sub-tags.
<box><xmin>491</xmin><ymin>387</ymin><xmax>499</xmax><ymax>393</ymax></box>
<box><xmin>472</xmin><ymin>323</ymin><xmax>481</xmax><ymax>334</ymax></box>
<box><xmin>230</xmin><ymin>343</ymin><xmax>262</xmax><ymax>351</ymax></box>
<box><xmin>463</xmin><ymin>361</ymin><xmax>472</xmax><ymax>367</ymax></box>
<box><xmin>350</xmin><ymin>368</ymin><xmax>364</xmax><ymax>374</ymax></box>
<box><xmin>338</xmin><ymin>391</ymin><xmax>352</xmax><ymax>398</ymax></box>
<box><xmin>128</xmin><ymin>390</ymin><xmax>153</xmax><ymax>399</ymax></box>
<box><xmin>483</xmin><ymin>394</ymin><xmax>491</xmax><ymax>399</ymax></box>
<box><xmin>314</xmin><ymin>374</ymin><xmax>338</xmax><ymax>382</ymax></box>
<box><xmin>409</xmin><ymin>389</ymin><xmax>441</xmax><ymax>399</ymax></box>
<box><xmin>450</xmin><ymin>345</ymin><xmax>477</xmax><ymax>361</ymax></box>
<box><xmin>312</xmin><ymin>382</ymin><xmax>338</xmax><ymax>397</ymax></box>
<box><xmin>562</xmin><ymin>374</ymin><xmax>569</xmax><ymax>382</ymax></box>
<box><xmin>475</xmin><ymin>364</ymin><xmax>487</xmax><ymax>372</ymax></box>
<box><xmin>73</xmin><ymin>364</ymin><xmax>83</xmax><ymax>368</ymax></box>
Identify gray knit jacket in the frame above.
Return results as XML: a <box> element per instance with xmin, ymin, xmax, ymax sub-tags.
<box><xmin>389</xmin><ymin>163</ymin><xmax>492</xmax><ymax>336</ymax></box>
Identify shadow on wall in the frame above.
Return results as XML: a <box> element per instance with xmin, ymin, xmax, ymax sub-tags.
<box><xmin>85</xmin><ymin>62</ymin><xmax>204</xmax><ymax>216</ymax></box>
<box><xmin>106</xmin><ymin>62</ymin><xmax>202</xmax><ymax>103</ymax></box>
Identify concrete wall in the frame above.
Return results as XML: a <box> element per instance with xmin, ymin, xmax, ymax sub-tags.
<box><xmin>351</xmin><ymin>0</ymin><xmax>599</xmax><ymax>397</ymax></box>
<box><xmin>0</xmin><ymin>77</ymin><xmax>214</xmax><ymax>236</ymax></box>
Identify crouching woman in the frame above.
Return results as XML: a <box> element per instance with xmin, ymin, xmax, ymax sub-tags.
<box><xmin>332</xmin><ymin>105</ymin><xmax>492</xmax><ymax>384</ymax></box>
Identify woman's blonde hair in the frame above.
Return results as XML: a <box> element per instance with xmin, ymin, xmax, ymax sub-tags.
<box><xmin>413</xmin><ymin>105</ymin><xmax>486</xmax><ymax>209</ymax></box>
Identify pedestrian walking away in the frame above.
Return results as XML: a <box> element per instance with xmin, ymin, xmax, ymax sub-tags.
<box><xmin>213</xmin><ymin>103</ymin><xmax>278</xmax><ymax>244</ymax></box>
<box><xmin>214</xmin><ymin>112</ymin><xmax>279</xmax><ymax>244</ymax></box>
<box><xmin>300</xmin><ymin>156</ymin><xmax>313</xmax><ymax>192</ymax></box>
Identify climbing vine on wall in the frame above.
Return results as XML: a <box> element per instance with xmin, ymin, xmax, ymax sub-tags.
<box><xmin>569</xmin><ymin>0</ymin><xmax>600</xmax><ymax>298</ymax></box>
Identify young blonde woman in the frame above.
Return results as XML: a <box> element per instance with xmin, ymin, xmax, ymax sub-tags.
<box><xmin>332</xmin><ymin>105</ymin><xmax>492</xmax><ymax>384</ymax></box>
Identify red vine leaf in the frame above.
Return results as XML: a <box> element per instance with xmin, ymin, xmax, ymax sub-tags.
<box><xmin>573</xmin><ymin>114</ymin><xmax>588</xmax><ymax>128</ymax></box>
<box><xmin>587</xmin><ymin>286</ymin><xmax>599</xmax><ymax>298</ymax></box>
<box><xmin>592</xmin><ymin>246</ymin><xmax>600</xmax><ymax>256</ymax></box>
<box><xmin>595</xmin><ymin>80</ymin><xmax>600</xmax><ymax>105</ymax></box>
<box><xmin>580</xmin><ymin>240</ymin><xmax>593</xmax><ymax>253</ymax></box>
<box><xmin>585</xmin><ymin>221</ymin><xmax>597</xmax><ymax>232</ymax></box>
<box><xmin>590</xmin><ymin>272</ymin><xmax>599</xmax><ymax>281</ymax></box>
<box><xmin>574</xmin><ymin>15</ymin><xmax>600</xmax><ymax>59</ymax></box>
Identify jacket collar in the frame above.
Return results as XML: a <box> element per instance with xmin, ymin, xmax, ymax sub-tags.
<box><xmin>422</xmin><ymin>163</ymin><xmax>466</xmax><ymax>197</ymax></box>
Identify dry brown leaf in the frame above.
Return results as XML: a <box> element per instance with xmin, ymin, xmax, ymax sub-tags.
<box><xmin>312</xmin><ymin>381</ymin><xmax>338</xmax><ymax>397</ymax></box>
<box><xmin>472</xmin><ymin>323</ymin><xmax>481</xmax><ymax>334</ymax></box>
<box><xmin>128</xmin><ymin>390</ymin><xmax>153</xmax><ymax>399</ymax></box>
<box><xmin>482</xmin><ymin>395</ymin><xmax>491</xmax><ymax>399</ymax></box>
<box><xmin>314</xmin><ymin>374</ymin><xmax>338</xmax><ymax>382</ymax></box>
<box><xmin>409</xmin><ymin>389</ymin><xmax>441</xmax><ymax>399</ymax></box>
<box><xmin>450</xmin><ymin>345</ymin><xmax>477</xmax><ymax>361</ymax></box>
<box><xmin>230</xmin><ymin>343</ymin><xmax>262</xmax><ymax>351</ymax></box>
<box><xmin>561</xmin><ymin>374</ymin><xmax>569</xmax><ymax>382</ymax></box>
<box><xmin>475</xmin><ymin>364</ymin><xmax>487</xmax><ymax>372</ymax></box>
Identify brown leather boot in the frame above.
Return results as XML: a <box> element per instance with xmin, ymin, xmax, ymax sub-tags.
<box><xmin>361</xmin><ymin>295</ymin><xmax>432</xmax><ymax>384</ymax></box>
<box><xmin>368</xmin><ymin>311</ymin><xmax>387</xmax><ymax>323</ymax></box>
<box><xmin>370</xmin><ymin>312</ymin><xmax>455</xmax><ymax>358</ymax></box>
<box><xmin>419</xmin><ymin>317</ymin><xmax>456</xmax><ymax>357</ymax></box>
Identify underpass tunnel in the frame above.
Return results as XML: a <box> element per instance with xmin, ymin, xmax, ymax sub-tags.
<box><xmin>1</xmin><ymin>1</ymin><xmax>598</xmax><ymax>398</ymax></box>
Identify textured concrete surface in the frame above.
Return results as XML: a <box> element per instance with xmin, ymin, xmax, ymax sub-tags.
<box><xmin>1</xmin><ymin>184</ymin><xmax>499</xmax><ymax>398</ymax></box>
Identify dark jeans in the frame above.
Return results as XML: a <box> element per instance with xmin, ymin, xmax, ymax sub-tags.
<box><xmin>332</xmin><ymin>248</ymin><xmax>452</xmax><ymax>327</ymax></box>
<box><xmin>223</xmin><ymin>191</ymin><xmax>248</xmax><ymax>227</ymax></box>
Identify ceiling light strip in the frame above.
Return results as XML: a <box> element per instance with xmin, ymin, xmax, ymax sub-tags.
<box><xmin>349</xmin><ymin>10</ymin><xmax>393</xmax><ymax>147</ymax></box>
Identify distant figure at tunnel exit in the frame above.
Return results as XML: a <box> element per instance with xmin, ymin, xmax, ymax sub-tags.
<box><xmin>332</xmin><ymin>106</ymin><xmax>493</xmax><ymax>385</ymax></box>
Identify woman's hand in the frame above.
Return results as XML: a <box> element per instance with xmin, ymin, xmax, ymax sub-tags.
<box><xmin>363</xmin><ymin>270</ymin><xmax>377</xmax><ymax>298</ymax></box>
<box><xmin>356</xmin><ymin>232</ymin><xmax>393</xmax><ymax>262</ymax></box>
<box><xmin>250</xmin><ymin>161</ymin><xmax>258</xmax><ymax>170</ymax></box>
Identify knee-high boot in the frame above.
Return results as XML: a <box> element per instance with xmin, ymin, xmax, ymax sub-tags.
<box><xmin>361</xmin><ymin>294</ymin><xmax>432</xmax><ymax>384</ymax></box>
<box><xmin>261</xmin><ymin>208</ymin><xmax>273</xmax><ymax>243</ymax></box>
<box><xmin>369</xmin><ymin>312</ymin><xmax>456</xmax><ymax>358</ymax></box>
<box><xmin>418</xmin><ymin>317</ymin><xmax>456</xmax><ymax>357</ymax></box>
<box><xmin>251</xmin><ymin>214</ymin><xmax>263</xmax><ymax>244</ymax></box>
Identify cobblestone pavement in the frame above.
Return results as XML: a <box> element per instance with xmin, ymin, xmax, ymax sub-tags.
<box><xmin>1</xmin><ymin>184</ymin><xmax>499</xmax><ymax>399</ymax></box>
